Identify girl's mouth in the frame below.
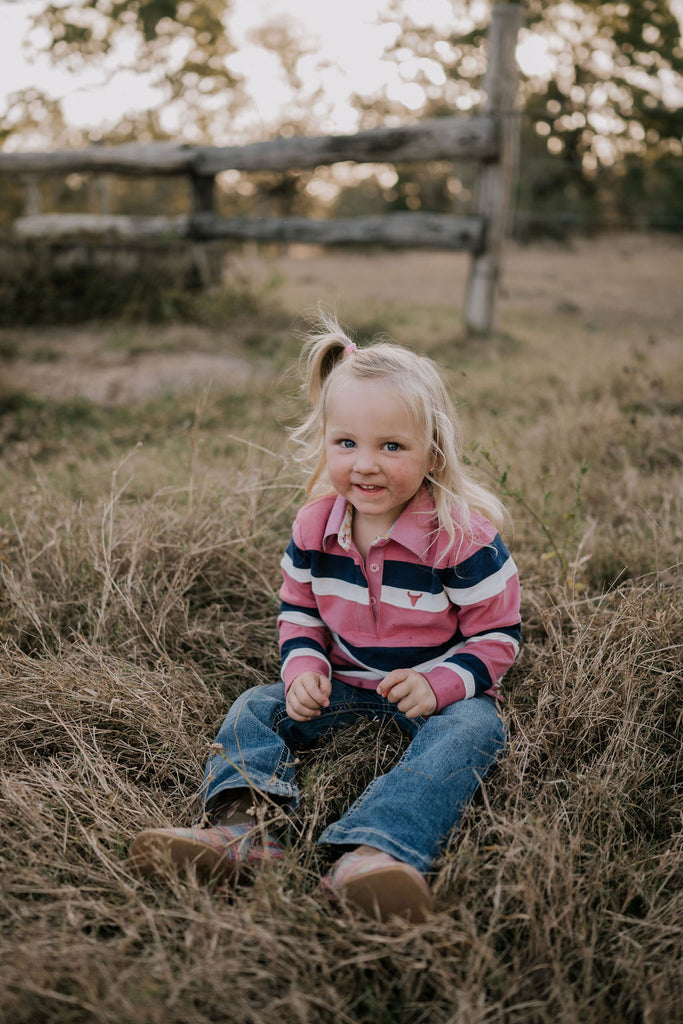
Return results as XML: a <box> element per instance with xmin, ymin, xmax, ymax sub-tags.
<box><xmin>356</xmin><ymin>484</ymin><xmax>383</xmax><ymax>492</ymax></box>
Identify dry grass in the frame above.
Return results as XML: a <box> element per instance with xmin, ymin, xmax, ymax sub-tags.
<box><xmin>0</xmin><ymin>236</ymin><xmax>681</xmax><ymax>1023</ymax></box>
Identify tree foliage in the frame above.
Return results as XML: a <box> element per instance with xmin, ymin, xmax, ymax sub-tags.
<box><xmin>13</xmin><ymin>0</ymin><xmax>244</xmax><ymax>144</ymax></box>
<box><xmin>371</xmin><ymin>0</ymin><xmax>683</xmax><ymax>165</ymax></box>
<box><xmin>8</xmin><ymin>0</ymin><xmax>683</xmax><ymax>160</ymax></box>
<box><xmin>36</xmin><ymin>0</ymin><xmax>235</xmax><ymax>81</ymax></box>
<box><xmin>2</xmin><ymin>0</ymin><xmax>682</xmax><ymax>233</ymax></box>
<box><xmin>347</xmin><ymin>0</ymin><xmax>683</xmax><ymax>232</ymax></box>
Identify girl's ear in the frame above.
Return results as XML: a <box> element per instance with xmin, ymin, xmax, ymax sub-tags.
<box><xmin>428</xmin><ymin>444</ymin><xmax>443</xmax><ymax>475</ymax></box>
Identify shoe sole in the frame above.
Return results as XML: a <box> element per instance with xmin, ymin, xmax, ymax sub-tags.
<box><xmin>130</xmin><ymin>830</ymin><xmax>243</xmax><ymax>882</ymax></box>
<box><xmin>340</xmin><ymin>864</ymin><xmax>434</xmax><ymax>923</ymax></box>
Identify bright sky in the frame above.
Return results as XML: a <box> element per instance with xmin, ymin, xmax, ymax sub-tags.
<box><xmin>0</xmin><ymin>0</ymin><xmax>491</xmax><ymax>144</ymax></box>
<box><xmin>2</xmin><ymin>0</ymin><xmax>683</xmax><ymax>147</ymax></box>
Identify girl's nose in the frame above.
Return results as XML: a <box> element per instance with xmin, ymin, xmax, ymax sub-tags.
<box><xmin>353</xmin><ymin>448</ymin><xmax>379</xmax><ymax>473</ymax></box>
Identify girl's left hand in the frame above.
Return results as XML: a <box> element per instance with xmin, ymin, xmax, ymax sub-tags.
<box><xmin>377</xmin><ymin>669</ymin><xmax>437</xmax><ymax>718</ymax></box>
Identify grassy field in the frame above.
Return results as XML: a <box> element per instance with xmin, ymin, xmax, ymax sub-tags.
<box><xmin>0</xmin><ymin>235</ymin><xmax>681</xmax><ymax>1024</ymax></box>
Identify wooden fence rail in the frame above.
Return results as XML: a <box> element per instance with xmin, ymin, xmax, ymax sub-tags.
<box><xmin>0</xmin><ymin>115</ymin><xmax>497</xmax><ymax>176</ymax></box>
<box><xmin>0</xmin><ymin>3</ymin><xmax>521</xmax><ymax>334</ymax></box>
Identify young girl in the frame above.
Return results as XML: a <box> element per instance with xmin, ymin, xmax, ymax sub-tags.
<box><xmin>131</xmin><ymin>316</ymin><xmax>521</xmax><ymax>922</ymax></box>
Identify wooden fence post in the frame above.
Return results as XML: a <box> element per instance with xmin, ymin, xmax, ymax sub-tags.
<box><xmin>464</xmin><ymin>2</ymin><xmax>522</xmax><ymax>335</ymax></box>
<box><xmin>190</xmin><ymin>172</ymin><xmax>219</xmax><ymax>285</ymax></box>
<box><xmin>96</xmin><ymin>174</ymin><xmax>111</xmax><ymax>215</ymax></box>
<box><xmin>21</xmin><ymin>176</ymin><xmax>42</xmax><ymax>216</ymax></box>
<box><xmin>191</xmin><ymin>173</ymin><xmax>215</xmax><ymax>216</ymax></box>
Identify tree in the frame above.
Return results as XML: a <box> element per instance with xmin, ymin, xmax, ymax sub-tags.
<box><xmin>9</xmin><ymin>0</ymin><xmax>247</xmax><ymax>146</ymax></box>
<box><xmin>3</xmin><ymin>0</ymin><xmax>682</xmax><ymax>232</ymax></box>
<box><xmin>351</xmin><ymin>0</ymin><xmax>683</xmax><ymax>232</ymax></box>
<box><xmin>364</xmin><ymin>1</ymin><xmax>683</xmax><ymax>163</ymax></box>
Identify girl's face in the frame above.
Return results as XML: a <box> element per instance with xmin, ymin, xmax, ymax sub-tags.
<box><xmin>323</xmin><ymin>376</ymin><xmax>433</xmax><ymax>535</ymax></box>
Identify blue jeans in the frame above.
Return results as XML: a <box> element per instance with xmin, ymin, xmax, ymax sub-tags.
<box><xmin>202</xmin><ymin>680</ymin><xmax>506</xmax><ymax>874</ymax></box>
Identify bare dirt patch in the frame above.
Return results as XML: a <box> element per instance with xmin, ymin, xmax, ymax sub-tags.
<box><xmin>0</xmin><ymin>322</ymin><xmax>267</xmax><ymax>406</ymax></box>
<box><xmin>1</xmin><ymin>233</ymin><xmax>681</xmax><ymax>405</ymax></box>
<box><xmin>239</xmin><ymin>233</ymin><xmax>683</xmax><ymax>328</ymax></box>
<box><xmin>5</xmin><ymin>340</ymin><xmax>258</xmax><ymax>405</ymax></box>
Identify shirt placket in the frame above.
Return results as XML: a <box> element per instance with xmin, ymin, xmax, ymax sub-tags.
<box><xmin>364</xmin><ymin>540</ymin><xmax>387</xmax><ymax>634</ymax></box>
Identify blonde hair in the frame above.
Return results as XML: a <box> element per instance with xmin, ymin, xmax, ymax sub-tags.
<box><xmin>289</xmin><ymin>312</ymin><xmax>510</xmax><ymax>550</ymax></box>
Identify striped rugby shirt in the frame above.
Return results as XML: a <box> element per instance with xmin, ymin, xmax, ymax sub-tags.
<box><xmin>278</xmin><ymin>487</ymin><xmax>521</xmax><ymax>712</ymax></box>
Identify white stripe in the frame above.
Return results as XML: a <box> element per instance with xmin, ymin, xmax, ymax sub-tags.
<box><xmin>282</xmin><ymin>553</ymin><xmax>367</xmax><ymax>604</ymax></box>
<box><xmin>454</xmin><ymin>665</ymin><xmax>478</xmax><ymax>698</ymax></box>
<box><xmin>465</xmin><ymin>630</ymin><xmax>520</xmax><ymax>655</ymax></box>
<box><xmin>444</xmin><ymin>555</ymin><xmax>517</xmax><ymax>606</ymax></box>
<box><xmin>420</xmin><ymin>658</ymin><xmax>478</xmax><ymax>698</ymax></box>
<box><xmin>335</xmin><ymin>668</ymin><xmax>383</xmax><ymax>682</ymax></box>
<box><xmin>281</xmin><ymin>647</ymin><xmax>331</xmax><ymax>674</ymax></box>
<box><xmin>380</xmin><ymin>585</ymin><xmax>450</xmax><ymax>613</ymax></box>
<box><xmin>278</xmin><ymin>610</ymin><xmax>326</xmax><ymax>629</ymax></box>
<box><xmin>330</xmin><ymin>633</ymin><xmax>383</xmax><ymax>676</ymax></box>
<box><xmin>281</xmin><ymin>551</ymin><xmax>312</xmax><ymax>584</ymax></box>
<box><xmin>332</xmin><ymin>632</ymin><xmax>467</xmax><ymax>678</ymax></box>
<box><xmin>312</xmin><ymin>575</ymin><xmax>369</xmax><ymax>605</ymax></box>
<box><xmin>404</xmin><ymin>641</ymin><xmax>467</xmax><ymax>676</ymax></box>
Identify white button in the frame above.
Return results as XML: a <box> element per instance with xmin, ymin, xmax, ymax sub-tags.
<box><xmin>369</xmin><ymin>563</ymin><xmax>380</xmax><ymax>572</ymax></box>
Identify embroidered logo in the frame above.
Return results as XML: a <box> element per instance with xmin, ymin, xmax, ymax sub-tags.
<box><xmin>407</xmin><ymin>592</ymin><xmax>423</xmax><ymax>607</ymax></box>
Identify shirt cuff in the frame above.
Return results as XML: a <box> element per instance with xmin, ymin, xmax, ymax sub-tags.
<box><xmin>282</xmin><ymin>654</ymin><xmax>332</xmax><ymax>693</ymax></box>
<box><xmin>422</xmin><ymin>667</ymin><xmax>469</xmax><ymax>712</ymax></box>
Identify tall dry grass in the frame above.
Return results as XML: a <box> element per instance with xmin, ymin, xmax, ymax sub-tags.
<box><xmin>0</xmin><ymin>240</ymin><xmax>681</xmax><ymax>1024</ymax></box>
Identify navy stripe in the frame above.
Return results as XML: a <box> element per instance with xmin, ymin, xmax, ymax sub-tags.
<box><xmin>285</xmin><ymin>537</ymin><xmax>311</xmax><ymax>570</ymax></box>
<box><xmin>280</xmin><ymin>599</ymin><xmax>319</xmax><ymax>615</ymax></box>
<box><xmin>311</xmin><ymin>551</ymin><xmax>366</xmax><ymax>589</ymax></box>
<box><xmin>281</xmin><ymin>637</ymin><xmax>329</xmax><ymax>661</ymax></box>
<box><xmin>463</xmin><ymin>622</ymin><xmax>522</xmax><ymax>643</ymax></box>
<box><xmin>335</xmin><ymin>634</ymin><xmax>459</xmax><ymax>674</ymax></box>
<box><xmin>287</xmin><ymin>540</ymin><xmax>366</xmax><ymax>589</ymax></box>
<box><xmin>444</xmin><ymin>651</ymin><xmax>493</xmax><ymax>693</ymax></box>
<box><xmin>439</xmin><ymin>534</ymin><xmax>511</xmax><ymax>587</ymax></box>
<box><xmin>382</xmin><ymin>559</ymin><xmax>442</xmax><ymax>593</ymax></box>
<box><xmin>332</xmin><ymin>635</ymin><xmax>506</xmax><ymax>684</ymax></box>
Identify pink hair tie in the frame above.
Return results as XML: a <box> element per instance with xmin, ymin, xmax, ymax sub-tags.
<box><xmin>344</xmin><ymin>342</ymin><xmax>357</xmax><ymax>356</ymax></box>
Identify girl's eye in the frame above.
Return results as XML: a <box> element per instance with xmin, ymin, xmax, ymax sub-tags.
<box><xmin>340</xmin><ymin>439</ymin><xmax>355</xmax><ymax>449</ymax></box>
<box><xmin>384</xmin><ymin>442</ymin><xmax>401</xmax><ymax>452</ymax></box>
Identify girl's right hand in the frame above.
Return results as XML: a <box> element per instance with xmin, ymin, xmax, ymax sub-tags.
<box><xmin>286</xmin><ymin>672</ymin><xmax>332</xmax><ymax>722</ymax></box>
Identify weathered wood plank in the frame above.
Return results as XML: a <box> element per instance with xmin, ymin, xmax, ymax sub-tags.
<box><xmin>190</xmin><ymin>212</ymin><xmax>484</xmax><ymax>250</ymax></box>
<box><xmin>0</xmin><ymin>144</ymin><xmax>193</xmax><ymax>177</ymax></box>
<box><xmin>195</xmin><ymin>115</ymin><xmax>498</xmax><ymax>174</ymax></box>
<box><xmin>14</xmin><ymin>213</ymin><xmax>189</xmax><ymax>239</ymax></box>
<box><xmin>0</xmin><ymin>115</ymin><xmax>497</xmax><ymax>178</ymax></box>
<box><xmin>13</xmin><ymin>211</ymin><xmax>485</xmax><ymax>251</ymax></box>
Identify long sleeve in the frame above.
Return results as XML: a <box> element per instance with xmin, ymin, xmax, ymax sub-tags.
<box><xmin>420</xmin><ymin>535</ymin><xmax>521</xmax><ymax>711</ymax></box>
<box><xmin>278</xmin><ymin>533</ymin><xmax>332</xmax><ymax>691</ymax></box>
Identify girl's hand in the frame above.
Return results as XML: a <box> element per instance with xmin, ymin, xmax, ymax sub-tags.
<box><xmin>377</xmin><ymin>669</ymin><xmax>437</xmax><ymax>719</ymax></box>
<box><xmin>286</xmin><ymin>672</ymin><xmax>332</xmax><ymax>722</ymax></box>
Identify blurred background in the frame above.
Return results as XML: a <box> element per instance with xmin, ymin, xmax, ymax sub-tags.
<box><xmin>2</xmin><ymin>0</ymin><xmax>682</xmax><ymax>239</ymax></box>
<box><xmin>1</xmin><ymin>11</ymin><xmax>681</xmax><ymax>1020</ymax></box>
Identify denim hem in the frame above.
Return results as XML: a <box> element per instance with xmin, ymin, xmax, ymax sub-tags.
<box><xmin>205</xmin><ymin>777</ymin><xmax>300</xmax><ymax>810</ymax></box>
<box><xmin>318</xmin><ymin>824</ymin><xmax>432</xmax><ymax>875</ymax></box>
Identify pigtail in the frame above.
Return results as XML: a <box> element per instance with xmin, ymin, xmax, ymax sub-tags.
<box><xmin>289</xmin><ymin>313</ymin><xmax>357</xmax><ymax>495</ymax></box>
<box><xmin>300</xmin><ymin>311</ymin><xmax>354</xmax><ymax>406</ymax></box>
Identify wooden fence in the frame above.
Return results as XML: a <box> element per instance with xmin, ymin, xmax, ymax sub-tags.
<box><xmin>0</xmin><ymin>3</ymin><xmax>521</xmax><ymax>334</ymax></box>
